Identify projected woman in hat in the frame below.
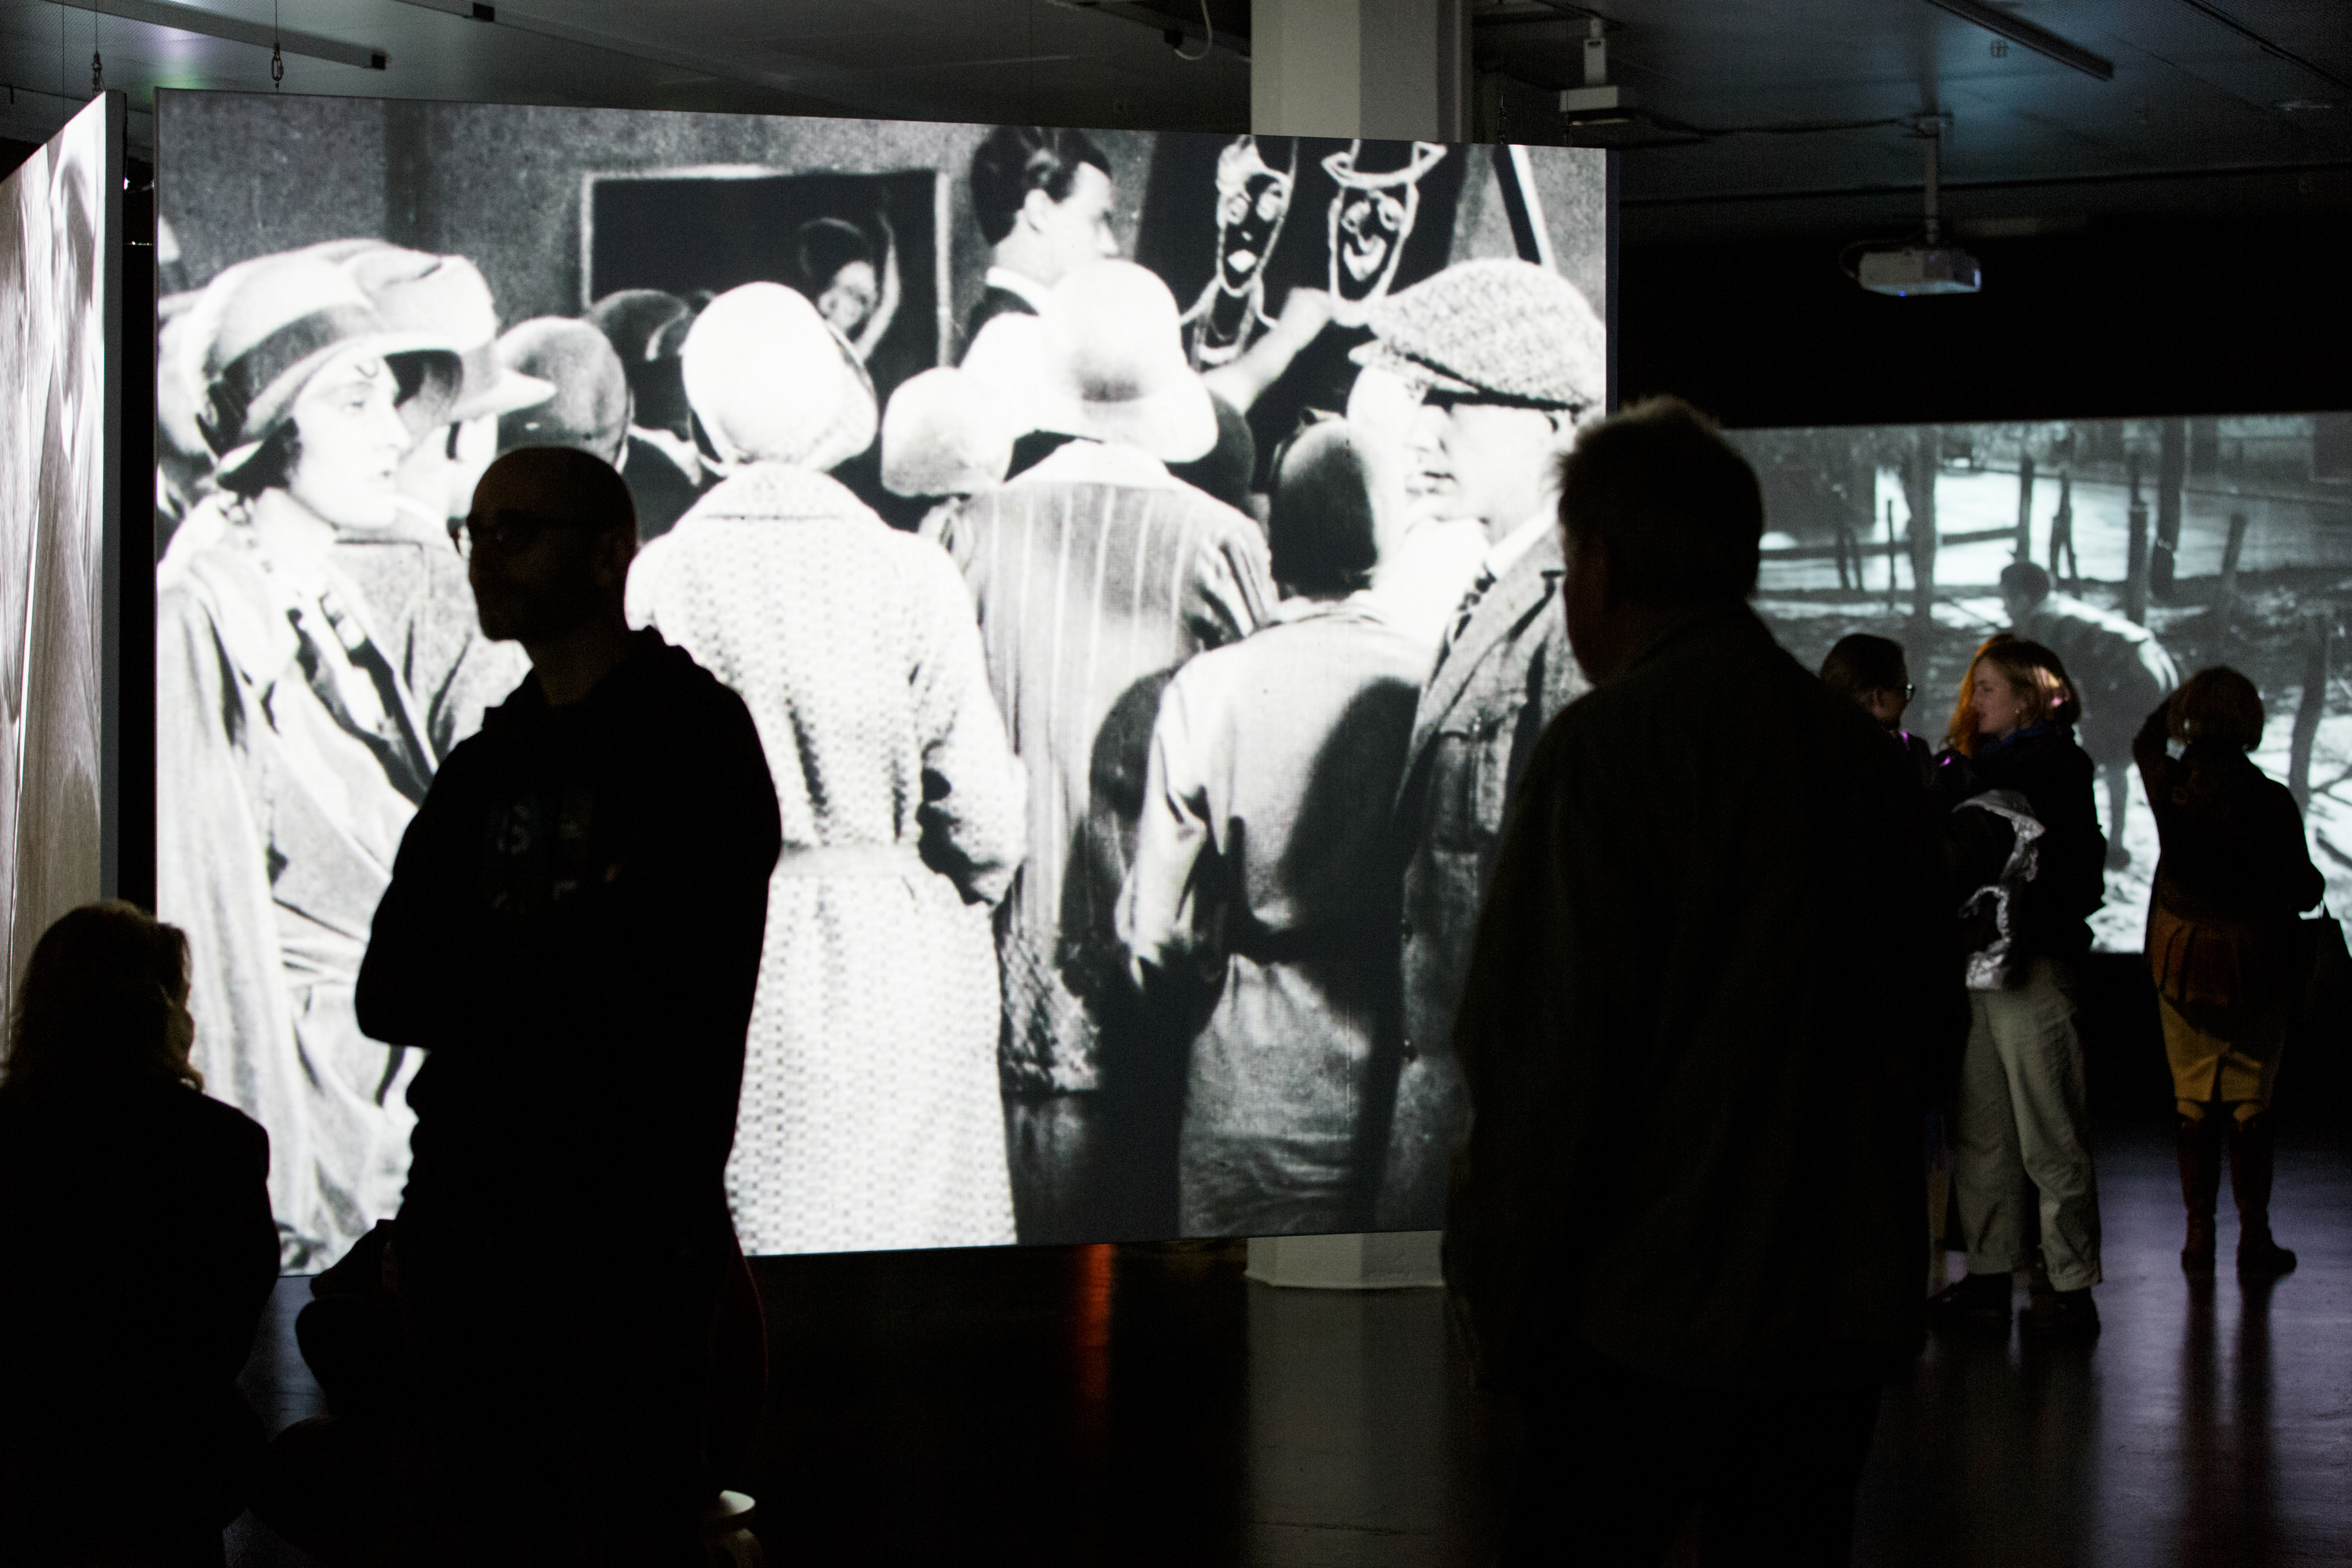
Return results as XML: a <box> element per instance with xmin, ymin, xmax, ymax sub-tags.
<box><xmin>626</xmin><ymin>283</ymin><xmax>1027</xmax><ymax>1256</ymax></box>
<box><xmin>157</xmin><ymin>252</ymin><xmax>462</xmax><ymax>1270</ymax></box>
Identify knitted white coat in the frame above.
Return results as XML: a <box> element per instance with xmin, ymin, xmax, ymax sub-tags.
<box><xmin>627</xmin><ymin>463</ymin><xmax>1026</xmax><ymax>1253</ymax></box>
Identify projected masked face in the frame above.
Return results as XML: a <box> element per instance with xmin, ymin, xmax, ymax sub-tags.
<box><xmin>816</xmin><ymin>260</ymin><xmax>880</xmax><ymax>339</ymax></box>
<box><xmin>285</xmin><ymin>348</ymin><xmax>413</xmax><ymax>530</ymax></box>
<box><xmin>1214</xmin><ymin>139</ymin><xmax>1293</xmax><ymax>295</ymax></box>
<box><xmin>1322</xmin><ymin>142</ymin><xmax>1445</xmax><ymax>326</ymax></box>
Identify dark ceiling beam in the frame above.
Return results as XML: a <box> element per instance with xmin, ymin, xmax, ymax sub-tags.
<box><xmin>2170</xmin><ymin>0</ymin><xmax>2352</xmax><ymax>98</ymax></box>
<box><xmin>1922</xmin><ymin>0</ymin><xmax>2114</xmax><ymax>81</ymax></box>
<box><xmin>49</xmin><ymin>0</ymin><xmax>388</xmax><ymax>71</ymax></box>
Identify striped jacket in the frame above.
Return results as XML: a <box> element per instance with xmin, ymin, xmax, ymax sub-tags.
<box><xmin>940</xmin><ymin>441</ymin><xmax>1277</xmax><ymax>1092</ymax></box>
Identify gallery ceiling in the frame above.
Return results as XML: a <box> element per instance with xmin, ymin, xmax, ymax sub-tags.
<box><xmin>2</xmin><ymin>0</ymin><xmax>2344</xmax><ymax>241</ymax></box>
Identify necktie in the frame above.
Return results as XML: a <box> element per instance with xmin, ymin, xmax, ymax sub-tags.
<box><xmin>1442</xmin><ymin>566</ymin><xmax>1498</xmax><ymax>659</ymax></box>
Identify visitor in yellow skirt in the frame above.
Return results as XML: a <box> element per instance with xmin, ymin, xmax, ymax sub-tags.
<box><xmin>2133</xmin><ymin>668</ymin><xmax>2324</xmax><ymax>1279</ymax></box>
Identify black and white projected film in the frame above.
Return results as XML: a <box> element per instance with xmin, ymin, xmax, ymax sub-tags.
<box><xmin>155</xmin><ymin>92</ymin><xmax>1608</xmax><ymax>1268</ymax></box>
<box><xmin>1729</xmin><ymin>417</ymin><xmax>2352</xmax><ymax>953</ymax></box>
<box><xmin>0</xmin><ymin>95</ymin><xmax>116</xmax><ymax>1033</ymax></box>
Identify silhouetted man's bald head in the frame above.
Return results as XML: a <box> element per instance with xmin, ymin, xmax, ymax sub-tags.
<box><xmin>472</xmin><ymin>445</ymin><xmax>637</xmax><ymax>543</ymax></box>
<box><xmin>466</xmin><ymin>447</ymin><xmax>636</xmax><ymax>655</ymax></box>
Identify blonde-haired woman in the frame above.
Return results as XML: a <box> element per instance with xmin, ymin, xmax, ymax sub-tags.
<box><xmin>2133</xmin><ymin>667</ymin><xmax>2321</xmax><ymax>1278</ymax></box>
<box><xmin>627</xmin><ymin>283</ymin><xmax>1026</xmax><ymax>1255</ymax></box>
<box><xmin>0</xmin><ymin>903</ymin><xmax>277</xmax><ymax>1562</ymax></box>
<box><xmin>1926</xmin><ymin>635</ymin><xmax>2109</xmax><ymax>1339</ymax></box>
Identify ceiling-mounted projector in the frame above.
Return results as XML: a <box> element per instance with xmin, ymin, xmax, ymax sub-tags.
<box><xmin>1855</xmin><ymin>117</ymin><xmax>1982</xmax><ymax>297</ymax></box>
<box><xmin>1857</xmin><ymin>245</ymin><xmax>1982</xmax><ymax>296</ymax></box>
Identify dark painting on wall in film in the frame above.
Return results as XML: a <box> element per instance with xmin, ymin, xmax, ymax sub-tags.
<box><xmin>153</xmin><ymin>90</ymin><xmax>1608</xmax><ymax>1269</ymax></box>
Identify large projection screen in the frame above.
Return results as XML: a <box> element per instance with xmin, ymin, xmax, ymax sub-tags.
<box><xmin>155</xmin><ymin>91</ymin><xmax>1609</xmax><ymax>1269</ymax></box>
<box><xmin>1726</xmin><ymin>417</ymin><xmax>2352</xmax><ymax>953</ymax></box>
<box><xmin>0</xmin><ymin>95</ymin><xmax>121</xmax><ymax>1037</ymax></box>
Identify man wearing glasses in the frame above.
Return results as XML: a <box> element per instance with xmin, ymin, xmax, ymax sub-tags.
<box><xmin>1820</xmin><ymin>632</ymin><xmax>1936</xmax><ymax>789</ymax></box>
<box><xmin>357</xmin><ymin>446</ymin><xmax>781</xmax><ymax>1563</ymax></box>
<box><xmin>1365</xmin><ymin>258</ymin><xmax>1608</xmax><ymax>1232</ymax></box>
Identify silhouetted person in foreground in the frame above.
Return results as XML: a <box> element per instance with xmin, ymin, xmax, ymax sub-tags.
<box><xmin>356</xmin><ymin>446</ymin><xmax>781</xmax><ymax>1564</ymax></box>
<box><xmin>0</xmin><ymin>903</ymin><xmax>278</xmax><ymax>1565</ymax></box>
<box><xmin>1820</xmin><ymin>631</ymin><xmax>1934</xmax><ymax>788</ymax></box>
<box><xmin>1444</xmin><ymin>399</ymin><xmax>1959</xmax><ymax>1567</ymax></box>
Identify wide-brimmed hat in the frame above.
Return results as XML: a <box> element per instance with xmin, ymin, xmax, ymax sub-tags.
<box><xmin>881</xmin><ymin>367</ymin><xmax>1014</xmax><ymax>499</ymax></box>
<box><xmin>338</xmin><ymin>246</ymin><xmax>553</xmax><ymax>423</ymax></box>
<box><xmin>495</xmin><ymin>317</ymin><xmax>630</xmax><ymax>461</ymax></box>
<box><xmin>196</xmin><ymin>253</ymin><xmax>462</xmax><ymax>484</ymax></box>
<box><xmin>1029</xmin><ymin>262</ymin><xmax>1215</xmax><ymax>463</ymax></box>
<box><xmin>681</xmin><ymin>282</ymin><xmax>877</xmax><ymax>474</ymax></box>
<box><xmin>1351</xmin><ymin>258</ymin><xmax>1604</xmax><ymax>414</ymax></box>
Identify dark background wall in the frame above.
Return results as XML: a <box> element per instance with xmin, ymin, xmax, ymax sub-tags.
<box><xmin>1616</xmin><ymin>215</ymin><xmax>2352</xmax><ymax>429</ymax></box>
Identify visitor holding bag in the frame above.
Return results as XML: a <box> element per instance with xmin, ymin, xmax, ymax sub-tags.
<box><xmin>2133</xmin><ymin>668</ymin><xmax>2325</xmax><ymax>1279</ymax></box>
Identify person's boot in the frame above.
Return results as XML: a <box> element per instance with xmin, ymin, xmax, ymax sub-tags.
<box><xmin>1925</xmin><ymin>1271</ymin><xmax>2012</xmax><ymax>1331</ymax></box>
<box><xmin>2229</xmin><ymin>1112</ymin><xmax>2297</xmax><ymax>1278</ymax></box>
<box><xmin>2176</xmin><ymin>1112</ymin><xmax>2222</xmax><ymax>1279</ymax></box>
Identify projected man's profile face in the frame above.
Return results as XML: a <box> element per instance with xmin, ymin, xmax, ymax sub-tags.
<box><xmin>816</xmin><ymin>259</ymin><xmax>880</xmax><ymax>339</ymax></box>
<box><xmin>1218</xmin><ymin>172</ymin><xmax>1291</xmax><ymax>293</ymax></box>
<box><xmin>285</xmin><ymin>348</ymin><xmax>411</xmax><ymax>529</ymax></box>
<box><xmin>1409</xmin><ymin>396</ymin><xmax>1563</xmax><ymax>536</ymax></box>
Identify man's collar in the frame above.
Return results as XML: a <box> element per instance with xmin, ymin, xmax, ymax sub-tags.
<box><xmin>1015</xmin><ymin>439</ymin><xmax>1178</xmax><ymax>491</ymax></box>
<box><xmin>1483</xmin><ymin>509</ymin><xmax>1556</xmax><ymax>580</ymax></box>
<box><xmin>984</xmin><ymin>266</ymin><xmax>1054</xmax><ymax>315</ymax></box>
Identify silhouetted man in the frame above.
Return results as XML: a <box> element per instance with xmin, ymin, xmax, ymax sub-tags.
<box><xmin>357</xmin><ymin>447</ymin><xmax>780</xmax><ymax>1565</ymax></box>
<box><xmin>1445</xmin><ymin>400</ymin><xmax>1959</xmax><ymax>1566</ymax></box>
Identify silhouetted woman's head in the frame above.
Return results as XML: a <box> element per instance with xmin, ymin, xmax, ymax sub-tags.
<box><xmin>2169</xmin><ymin>666</ymin><xmax>2264</xmax><ymax>753</ymax></box>
<box><xmin>2</xmin><ymin>902</ymin><xmax>199</xmax><ymax>1101</ymax></box>
<box><xmin>1946</xmin><ymin>634</ymin><xmax>2078</xmax><ymax>757</ymax></box>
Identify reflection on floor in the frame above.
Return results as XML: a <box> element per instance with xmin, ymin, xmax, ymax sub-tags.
<box><xmin>228</xmin><ymin>1128</ymin><xmax>2350</xmax><ymax>1566</ymax></box>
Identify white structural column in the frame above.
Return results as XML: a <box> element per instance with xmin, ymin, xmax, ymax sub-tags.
<box><xmin>1242</xmin><ymin>0</ymin><xmax>1466</xmax><ymax>1295</ymax></box>
<box><xmin>1251</xmin><ymin>0</ymin><xmax>1469</xmax><ymax>142</ymax></box>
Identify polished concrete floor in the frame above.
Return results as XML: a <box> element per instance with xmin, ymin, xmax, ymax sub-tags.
<box><xmin>228</xmin><ymin>1125</ymin><xmax>2350</xmax><ymax>1567</ymax></box>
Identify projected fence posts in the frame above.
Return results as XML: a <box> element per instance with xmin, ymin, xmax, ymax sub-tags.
<box><xmin>2215</xmin><ymin>511</ymin><xmax>2250</xmax><ymax>648</ymax></box>
<box><xmin>2154</xmin><ymin>414</ymin><xmax>2187</xmax><ymax>600</ymax></box>
<box><xmin>1906</xmin><ymin>432</ymin><xmax>1939</xmax><ymax>628</ymax></box>
<box><xmin>2013</xmin><ymin>451</ymin><xmax>2035</xmax><ymax>562</ymax></box>
<box><xmin>2290</xmin><ymin>618</ymin><xmax>2333</xmax><ymax>813</ymax></box>
<box><xmin>2124</xmin><ymin>452</ymin><xmax>2151</xmax><ymax>625</ymax></box>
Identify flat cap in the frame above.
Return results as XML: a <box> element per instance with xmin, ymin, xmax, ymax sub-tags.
<box><xmin>1352</xmin><ymin>258</ymin><xmax>1603</xmax><ymax>413</ymax></box>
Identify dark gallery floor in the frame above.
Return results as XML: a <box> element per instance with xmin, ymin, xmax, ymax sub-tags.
<box><xmin>224</xmin><ymin>1125</ymin><xmax>2350</xmax><ymax>1568</ymax></box>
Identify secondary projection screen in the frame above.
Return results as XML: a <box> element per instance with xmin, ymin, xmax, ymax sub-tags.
<box><xmin>0</xmin><ymin>94</ymin><xmax>119</xmax><ymax>1035</ymax></box>
<box><xmin>155</xmin><ymin>91</ymin><xmax>1609</xmax><ymax>1269</ymax></box>
<box><xmin>1726</xmin><ymin>416</ymin><xmax>2352</xmax><ymax>953</ymax></box>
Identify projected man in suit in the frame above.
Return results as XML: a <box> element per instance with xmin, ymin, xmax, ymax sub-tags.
<box><xmin>1372</xmin><ymin>259</ymin><xmax>1607</xmax><ymax>1232</ymax></box>
<box><xmin>962</xmin><ymin>125</ymin><xmax>1120</xmax><ymax>345</ymax></box>
<box><xmin>938</xmin><ymin>262</ymin><xmax>1275</xmax><ymax>1245</ymax></box>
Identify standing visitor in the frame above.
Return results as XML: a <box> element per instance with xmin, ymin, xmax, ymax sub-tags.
<box><xmin>1446</xmin><ymin>400</ymin><xmax>1956</xmax><ymax>1565</ymax></box>
<box><xmin>2134</xmin><ymin>667</ymin><xmax>2323</xmax><ymax>1278</ymax></box>
<box><xmin>1927</xmin><ymin>635</ymin><xmax>2109</xmax><ymax>1338</ymax></box>
<box><xmin>360</xmin><ymin>446</ymin><xmax>781</xmax><ymax>1563</ymax></box>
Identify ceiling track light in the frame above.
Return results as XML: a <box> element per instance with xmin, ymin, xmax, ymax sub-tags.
<box><xmin>48</xmin><ymin>0</ymin><xmax>387</xmax><ymax>71</ymax></box>
<box><xmin>1922</xmin><ymin>0</ymin><xmax>2113</xmax><ymax>81</ymax></box>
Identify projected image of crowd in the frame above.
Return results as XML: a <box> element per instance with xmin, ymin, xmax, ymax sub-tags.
<box><xmin>152</xmin><ymin>115</ymin><xmax>1608</xmax><ymax>1271</ymax></box>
